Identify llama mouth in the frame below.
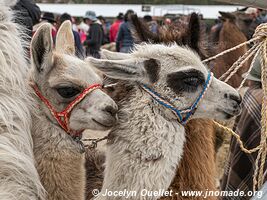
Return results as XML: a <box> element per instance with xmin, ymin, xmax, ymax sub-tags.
<box><xmin>92</xmin><ymin>118</ymin><xmax>114</xmax><ymax>128</ymax></box>
<box><xmin>217</xmin><ymin>108</ymin><xmax>241</xmax><ymax>119</ymax></box>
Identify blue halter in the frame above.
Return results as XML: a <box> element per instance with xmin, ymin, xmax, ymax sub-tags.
<box><xmin>141</xmin><ymin>71</ymin><xmax>213</xmax><ymax>125</ymax></box>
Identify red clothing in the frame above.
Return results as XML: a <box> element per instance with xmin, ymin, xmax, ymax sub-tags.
<box><xmin>109</xmin><ymin>20</ymin><xmax>122</xmax><ymax>43</ymax></box>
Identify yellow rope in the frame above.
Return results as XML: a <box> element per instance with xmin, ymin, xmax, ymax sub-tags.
<box><xmin>202</xmin><ymin>36</ymin><xmax>260</xmax><ymax>63</ymax></box>
<box><xmin>213</xmin><ymin>121</ymin><xmax>261</xmax><ymax>154</ymax></box>
<box><xmin>206</xmin><ymin>23</ymin><xmax>267</xmax><ymax>191</ymax></box>
<box><xmin>219</xmin><ymin>43</ymin><xmax>259</xmax><ymax>81</ymax></box>
<box><xmin>238</xmin><ymin>45</ymin><xmax>263</xmax><ymax>91</ymax></box>
<box><xmin>255</xmin><ymin>38</ymin><xmax>267</xmax><ymax>190</ymax></box>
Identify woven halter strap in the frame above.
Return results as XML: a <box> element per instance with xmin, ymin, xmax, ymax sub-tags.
<box><xmin>141</xmin><ymin>71</ymin><xmax>213</xmax><ymax>125</ymax></box>
<box><xmin>31</xmin><ymin>83</ymin><xmax>102</xmax><ymax>136</ymax></box>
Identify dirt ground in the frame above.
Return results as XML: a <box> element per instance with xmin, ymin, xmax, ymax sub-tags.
<box><xmin>82</xmin><ymin>130</ymin><xmax>109</xmax><ymax>152</ymax></box>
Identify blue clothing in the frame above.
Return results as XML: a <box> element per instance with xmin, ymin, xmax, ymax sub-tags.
<box><xmin>116</xmin><ymin>22</ymin><xmax>134</xmax><ymax>52</ymax></box>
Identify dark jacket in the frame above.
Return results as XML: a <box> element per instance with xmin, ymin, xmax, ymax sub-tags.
<box><xmin>73</xmin><ymin>30</ymin><xmax>84</xmax><ymax>59</ymax></box>
<box><xmin>116</xmin><ymin>21</ymin><xmax>134</xmax><ymax>52</ymax></box>
<box><xmin>84</xmin><ymin>22</ymin><xmax>104</xmax><ymax>58</ymax></box>
<box><xmin>12</xmin><ymin>0</ymin><xmax>41</xmax><ymax>37</ymax></box>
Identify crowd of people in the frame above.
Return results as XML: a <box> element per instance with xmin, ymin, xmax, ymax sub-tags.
<box><xmin>11</xmin><ymin>0</ymin><xmax>161</xmax><ymax>59</ymax></box>
<box><xmin>14</xmin><ymin>1</ymin><xmax>267</xmax><ymax>60</ymax></box>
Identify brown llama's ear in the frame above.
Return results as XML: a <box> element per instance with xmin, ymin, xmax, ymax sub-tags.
<box><xmin>219</xmin><ymin>11</ymin><xmax>236</xmax><ymax>21</ymax></box>
<box><xmin>130</xmin><ymin>14</ymin><xmax>160</xmax><ymax>43</ymax></box>
<box><xmin>55</xmin><ymin>20</ymin><xmax>75</xmax><ymax>55</ymax></box>
<box><xmin>31</xmin><ymin>23</ymin><xmax>53</xmax><ymax>73</ymax></box>
<box><xmin>183</xmin><ymin>12</ymin><xmax>200</xmax><ymax>52</ymax></box>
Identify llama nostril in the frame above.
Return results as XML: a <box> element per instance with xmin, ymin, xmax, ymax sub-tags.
<box><xmin>103</xmin><ymin>105</ymin><xmax>118</xmax><ymax>117</ymax></box>
<box><xmin>226</xmin><ymin>93</ymin><xmax>242</xmax><ymax>104</ymax></box>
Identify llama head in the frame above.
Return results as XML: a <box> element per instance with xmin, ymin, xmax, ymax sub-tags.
<box><xmin>87</xmin><ymin>44</ymin><xmax>241</xmax><ymax>122</ymax></box>
<box><xmin>30</xmin><ymin>21</ymin><xmax>118</xmax><ymax>133</ymax></box>
<box><xmin>219</xmin><ymin>11</ymin><xmax>257</xmax><ymax>39</ymax></box>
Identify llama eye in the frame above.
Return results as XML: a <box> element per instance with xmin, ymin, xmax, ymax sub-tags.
<box><xmin>183</xmin><ymin>77</ymin><xmax>200</xmax><ymax>87</ymax></box>
<box><xmin>56</xmin><ymin>87</ymin><xmax>81</xmax><ymax>98</ymax></box>
<box><xmin>167</xmin><ymin>69</ymin><xmax>205</xmax><ymax>94</ymax></box>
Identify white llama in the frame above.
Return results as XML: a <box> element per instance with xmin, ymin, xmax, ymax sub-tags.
<box><xmin>29</xmin><ymin>21</ymin><xmax>118</xmax><ymax>200</ymax></box>
<box><xmin>0</xmin><ymin>1</ymin><xmax>45</xmax><ymax>200</ymax></box>
<box><xmin>87</xmin><ymin>45</ymin><xmax>242</xmax><ymax>200</ymax></box>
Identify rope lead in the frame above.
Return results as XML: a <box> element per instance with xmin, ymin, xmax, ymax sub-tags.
<box><xmin>206</xmin><ymin>23</ymin><xmax>267</xmax><ymax>191</ymax></box>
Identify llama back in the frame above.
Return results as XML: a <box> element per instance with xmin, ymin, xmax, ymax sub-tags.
<box><xmin>0</xmin><ymin>3</ymin><xmax>45</xmax><ymax>200</ymax></box>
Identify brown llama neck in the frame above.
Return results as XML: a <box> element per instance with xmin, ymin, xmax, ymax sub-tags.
<box><xmin>160</xmin><ymin>119</ymin><xmax>217</xmax><ymax>200</ymax></box>
<box><xmin>211</xmin><ymin>19</ymin><xmax>249</xmax><ymax>88</ymax></box>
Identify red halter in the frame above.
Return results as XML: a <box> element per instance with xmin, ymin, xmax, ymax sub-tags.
<box><xmin>31</xmin><ymin>83</ymin><xmax>102</xmax><ymax>136</ymax></box>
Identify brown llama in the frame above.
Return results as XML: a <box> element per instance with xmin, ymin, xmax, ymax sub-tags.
<box><xmin>85</xmin><ymin>13</ymin><xmax>222</xmax><ymax>200</ymax></box>
<box><xmin>210</xmin><ymin>11</ymin><xmax>249</xmax><ymax>88</ymax></box>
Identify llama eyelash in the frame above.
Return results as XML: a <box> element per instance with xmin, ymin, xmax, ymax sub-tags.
<box><xmin>167</xmin><ymin>69</ymin><xmax>205</xmax><ymax>94</ymax></box>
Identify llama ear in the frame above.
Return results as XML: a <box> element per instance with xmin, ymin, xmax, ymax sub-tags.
<box><xmin>86</xmin><ymin>57</ymin><xmax>160</xmax><ymax>84</ymax></box>
<box><xmin>100</xmin><ymin>49</ymin><xmax>131</xmax><ymax>60</ymax></box>
<box><xmin>219</xmin><ymin>11</ymin><xmax>236</xmax><ymax>21</ymax></box>
<box><xmin>186</xmin><ymin>13</ymin><xmax>200</xmax><ymax>50</ymax></box>
<box><xmin>130</xmin><ymin>14</ymin><xmax>159</xmax><ymax>43</ymax></box>
<box><xmin>184</xmin><ymin>12</ymin><xmax>207</xmax><ymax>59</ymax></box>
<box><xmin>55</xmin><ymin>20</ymin><xmax>75</xmax><ymax>55</ymax></box>
<box><xmin>31</xmin><ymin>23</ymin><xmax>53</xmax><ymax>73</ymax></box>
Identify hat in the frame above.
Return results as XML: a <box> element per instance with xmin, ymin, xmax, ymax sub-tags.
<box><xmin>245</xmin><ymin>7</ymin><xmax>258</xmax><ymax>15</ymax></box>
<box><xmin>242</xmin><ymin>55</ymin><xmax>261</xmax><ymax>82</ymax></box>
<box><xmin>84</xmin><ymin>11</ymin><xmax>97</xmax><ymax>21</ymax></box>
<box><xmin>42</xmin><ymin>12</ymin><xmax>55</xmax><ymax>23</ymax></box>
<box><xmin>117</xmin><ymin>13</ymin><xmax>124</xmax><ymax>20</ymax></box>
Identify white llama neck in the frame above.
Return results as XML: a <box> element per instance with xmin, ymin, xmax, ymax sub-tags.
<box><xmin>98</xmin><ymin>86</ymin><xmax>186</xmax><ymax>200</ymax></box>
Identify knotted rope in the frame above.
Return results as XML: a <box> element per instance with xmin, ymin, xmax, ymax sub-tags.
<box><xmin>204</xmin><ymin>23</ymin><xmax>267</xmax><ymax>191</ymax></box>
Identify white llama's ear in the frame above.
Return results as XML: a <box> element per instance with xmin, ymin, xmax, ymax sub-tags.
<box><xmin>55</xmin><ymin>20</ymin><xmax>75</xmax><ymax>55</ymax></box>
<box><xmin>100</xmin><ymin>49</ymin><xmax>131</xmax><ymax>60</ymax></box>
<box><xmin>86</xmin><ymin>57</ymin><xmax>160</xmax><ymax>84</ymax></box>
<box><xmin>31</xmin><ymin>23</ymin><xmax>53</xmax><ymax>73</ymax></box>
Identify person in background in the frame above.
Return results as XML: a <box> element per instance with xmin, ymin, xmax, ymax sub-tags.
<box><xmin>143</xmin><ymin>15</ymin><xmax>158</xmax><ymax>34</ymax></box>
<box><xmin>221</xmin><ymin>55</ymin><xmax>266</xmax><ymax>200</ymax></box>
<box><xmin>77</xmin><ymin>20</ymin><xmax>89</xmax><ymax>44</ymax></box>
<box><xmin>97</xmin><ymin>15</ymin><xmax>109</xmax><ymax>44</ymax></box>
<box><xmin>164</xmin><ymin>18</ymin><xmax>172</xmax><ymax>25</ymax></box>
<box><xmin>109</xmin><ymin>12</ymin><xmax>124</xmax><ymax>43</ymax></box>
<box><xmin>33</xmin><ymin>12</ymin><xmax>57</xmax><ymax>40</ymax></box>
<box><xmin>83</xmin><ymin>11</ymin><xmax>104</xmax><ymax>58</ymax></box>
<box><xmin>58</xmin><ymin>13</ymin><xmax>84</xmax><ymax>59</ymax></box>
<box><xmin>12</xmin><ymin>0</ymin><xmax>40</xmax><ymax>60</ymax></box>
<box><xmin>71</xmin><ymin>17</ymin><xmax>79</xmax><ymax>32</ymax></box>
<box><xmin>41</xmin><ymin>12</ymin><xmax>57</xmax><ymax>39</ymax></box>
<box><xmin>12</xmin><ymin>0</ymin><xmax>41</xmax><ymax>45</ymax></box>
<box><xmin>257</xmin><ymin>9</ymin><xmax>267</xmax><ymax>23</ymax></box>
<box><xmin>245</xmin><ymin>7</ymin><xmax>261</xmax><ymax>39</ymax></box>
<box><xmin>116</xmin><ymin>9</ymin><xmax>134</xmax><ymax>53</ymax></box>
